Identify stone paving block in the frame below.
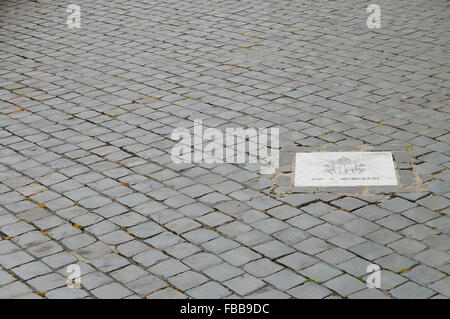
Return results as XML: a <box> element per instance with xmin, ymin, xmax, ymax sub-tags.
<box><xmin>287</xmin><ymin>282</ymin><xmax>332</xmax><ymax>299</ymax></box>
<box><xmin>338</xmin><ymin>257</ymin><xmax>373</xmax><ymax>277</ymax></box>
<box><xmin>0</xmin><ymin>240</ymin><xmax>19</xmax><ymax>255</ymax></box>
<box><xmin>376</xmin><ymin>215</ymin><xmax>415</xmax><ymax>231</ymax></box>
<box><xmin>127</xmin><ymin>274</ymin><xmax>168</xmax><ymax>296</ymax></box>
<box><xmin>344</xmin><ymin>219</ymin><xmax>380</xmax><ymax>236</ymax></box>
<box><xmin>253</xmin><ymin>240</ymin><xmax>295</xmax><ymax>259</ymax></box>
<box><xmin>376</xmin><ymin>270</ymin><xmax>409</xmax><ymax>291</ymax></box>
<box><xmin>390</xmin><ymin>282</ymin><xmax>436</xmax><ymax>299</ymax></box>
<box><xmin>183</xmin><ymin>252</ymin><xmax>222</xmax><ymax>271</ymax></box>
<box><xmin>287</xmin><ymin>214</ymin><xmax>323</xmax><ymax>230</ymax></box>
<box><xmin>267</xmin><ymin>205</ymin><xmax>301</xmax><ymax>220</ymax></box>
<box><xmin>12</xmin><ymin>260</ymin><xmax>52</xmax><ymax>280</ymax></box>
<box><xmin>1</xmin><ymin>221</ymin><xmax>35</xmax><ymax>237</ymax></box>
<box><xmin>0</xmin><ymin>251</ymin><xmax>34</xmax><ymax>269</ymax></box>
<box><xmin>109</xmin><ymin>212</ymin><xmax>147</xmax><ymax>228</ymax></box>
<box><xmin>273</xmin><ymin>227</ymin><xmax>309</xmax><ymax>246</ymax></box>
<box><xmin>224</xmin><ymin>274</ymin><xmax>265</xmax><ymax>296</ymax></box>
<box><xmin>404</xmin><ymin>265</ymin><xmax>446</xmax><ymax>285</ymax></box>
<box><xmin>27</xmin><ymin>273</ymin><xmax>66</xmax><ymax>292</ymax></box>
<box><xmin>215</xmin><ymin>200</ymin><xmax>250</xmax><ymax>216</ymax></box>
<box><xmin>187</xmin><ymin>282</ymin><xmax>231</xmax><ymax>299</ymax></box>
<box><xmin>179</xmin><ymin>184</ymin><xmax>214</xmax><ymax>198</ymax></box>
<box><xmin>150</xmin><ymin>209</ymin><xmax>182</xmax><ymax>225</ymax></box>
<box><xmin>324</xmin><ymin>274</ymin><xmax>366</xmax><ymax>297</ymax></box>
<box><xmin>111</xmin><ymin>265</ymin><xmax>148</xmax><ymax>284</ymax></box>
<box><xmin>71</xmin><ymin>213</ymin><xmax>104</xmax><ymax>228</ymax></box>
<box><xmin>0</xmin><ymin>270</ymin><xmax>15</xmax><ymax>286</ymax></box>
<box><xmin>294</xmin><ymin>237</ymin><xmax>330</xmax><ymax>255</ymax></box>
<box><xmin>199</xmin><ymin>192</ymin><xmax>230</xmax><ymax>205</ymax></box>
<box><xmin>367</xmin><ymin>228</ymin><xmax>404</xmax><ymax>245</ymax></box>
<box><xmin>263</xmin><ymin>269</ymin><xmax>307</xmax><ymax>290</ymax></box>
<box><xmin>300</xmin><ymin>263</ymin><xmax>343</xmax><ymax>283</ymax></box>
<box><xmin>429</xmin><ymin>277</ymin><xmax>450</xmax><ymax>298</ymax></box>
<box><xmin>116</xmin><ymin>240</ymin><xmax>150</xmax><ymax>258</ymax></box>
<box><xmin>220</xmin><ymin>247</ymin><xmax>261</xmax><ymax>266</ymax></box>
<box><xmin>247</xmin><ymin>287</ymin><xmax>290</xmax><ymax>299</ymax></box>
<box><xmin>133</xmin><ymin>249</ymin><xmax>168</xmax><ymax>267</ymax></box>
<box><xmin>196</xmin><ymin>212</ymin><xmax>233</xmax><ymax>227</ymax></box>
<box><xmin>147</xmin><ymin>287</ymin><xmax>187</xmax><ymax>299</ymax></box>
<box><xmin>300</xmin><ymin>202</ymin><xmax>335</xmax><ymax>217</ymax></box>
<box><xmin>81</xmin><ymin>271</ymin><xmax>114</xmax><ymax>290</ymax></box>
<box><xmin>165</xmin><ymin>242</ymin><xmax>201</xmax><ymax>259</ymax></box>
<box><xmin>0</xmin><ymin>0</ymin><xmax>449</xmax><ymax>300</ymax></box>
<box><xmin>328</xmin><ymin>232</ymin><xmax>366</xmax><ymax>249</ymax></box>
<box><xmin>353</xmin><ymin>205</ymin><xmax>392</xmax><ymax>221</ymax></box>
<box><xmin>414</xmin><ymin>249</ymin><xmax>449</xmax><ymax>268</ymax></box>
<box><xmin>212</xmin><ymin>181</ymin><xmax>243</xmax><ymax>194</ymax></box>
<box><xmin>92</xmin><ymin>282</ymin><xmax>133</xmax><ymax>299</ymax></box>
<box><xmin>417</xmin><ymin>195</ymin><xmax>449</xmax><ymax>211</ymax></box>
<box><xmin>321</xmin><ymin>210</ymin><xmax>356</xmax><ymax>226</ymax></box>
<box><xmin>41</xmin><ymin>252</ymin><xmax>78</xmax><ymax>269</ymax></box>
<box><xmin>164</xmin><ymin>194</ymin><xmax>196</xmax><ymax>209</ymax></box>
<box><xmin>426</xmin><ymin>216</ymin><xmax>450</xmax><ymax>231</ymax></box>
<box><xmin>401</xmin><ymin>224</ymin><xmax>439</xmax><ymax>240</ymax></box>
<box><xmin>0</xmin><ymin>281</ymin><xmax>33</xmax><ymax>299</ymax></box>
<box><xmin>77</xmin><ymin>242</ymin><xmax>113</xmax><ymax>260</ymax></box>
<box><xmin>178</xmin><ymin>203</ymin><xmax>213</xmax><ymax>218</ymax></box>
<box><xmin>201</xmin><ymin>237</ymin><xmax>240</xmax><ymax>254</ymax></box>
<box><xmin>182</xmin><ymin>228</ymin><xmax>220</xmax><ymax>245</ymax></box>
<box><xmin>217</xmin><ymin>221</ymin><xmax>252</xmax><ymax>238</ymax></box>
<box><xmin>27</xmin><ymin>241</ymin><xmax>63</xmax><ymax>258</ymax></box>
<box><xmin>98</xmin><ymin>230</ymin><xmax>134</xmax><ymax>245</ymax></box>
<box><xmin>277</xmin><ymin>252</ymin><xmax>318</xmax><ymax>271</ymax></box>
<box><xmin>379</xmin><ymin>198</ymin><xmax>417</xmax><ymax>213</ymax></box>
<box><xmin>308</xmin><ymin>223</ymin><xmax>346</xmax><ymax>240</ymax></box>
<box><xmin>128</xmin><ymin>222</ymin><xmax>163</xmax><ymax>239</ymax></box>
<box><xmin>85</xmin><ymin>220</ymin><xmax>119</xmax><ymax>237</ymax></box>
<box><xmin>168</xmin><ymin>271</ymin><xmax>209</xmax><ymax>291</ymax></box>
<box><xmin>94</xmin><ymin>203</ymin><xmax>128</xmax><ymax>219</ymax></box>
<box><xmin>331</xmin><ymin>197</ymin><xmax>367</xmax><ymax>211</ymax></box>
<box><xmin>46</xmin><ymin>287</ymin><xmax>89</xmax><ymax>299</ymax></box>
<box><xmin>146</xmin><ymin>232</ymin><xmax>184</xmax><ymax>250</ymax></box>
<box><xmin>165</xmin><ymin>218</ymin><xmax>201</xmax><ymax>234</ymax></box>
<box><xmin>387</xmin><ymin>238</ymin><xmax>427</xmax><ymax>256</ymax></box>
<box><xmin>0</xmin><ymin>214</ymin><xmax>19</xmax><ymax>228</ymax></box>
<box><xmin>236</xmin><ymin>229</ymin><xmax>272</xmax><ymax>246</ymax></box>
<box><xmin>349</xmin><ymin>242</ymin><xmax>393</xmax><ymax>261</ymax></box>
<box><xmin>316</xmin><ymin>247</ymin><xmax>356</xmax><ymax>265</ymax></box>
<box><xmin>56</xmin><ymin>207</ymin><xmax>88</xmax><ymax>221</ymax></box>
<box><xmin>62</xmin><ymin>233</ymin><xmax>96</xmax><ymax>250</ymax></box>
<box><xmin>91</xmin><ymin>254</ymin><xmax>130</xmax><ymax>273</ymax></box>
<box><xmin>424</xmin><ymin>234</ymin><xmax>450</xmax><ymax>252</ymax></box>
<box><xmin>348</xmin><ymin>288</ymin><xmax>391</xmax><ymax>299</ymax></box>
<box><xmin>284</xmin><ymin>194</ymin><xmax>318</xmax><ymax>208</ymax></box>
<box><xmin>243</xmin><ymin>258</ymin><xmax>283</xmax><ymax>278</ymax></box>
<box><xmin>17</xmin><ymin>208</ymin><xmax>51</xmax><ymax>223</ymax></box>
<box><xmin>32</xmin><ymin>215</ymin><xmax>65</xmax><ymax>231</ymax></box>
<box><xmin>375</xmin><ymin>253</ymin><xmax>417</xmax><ymax>273</ymax></box>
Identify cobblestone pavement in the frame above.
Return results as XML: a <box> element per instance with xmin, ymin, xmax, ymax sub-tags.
<box><xmin>0</xmin><ymin>0</ymin><xmax>449</xmax><ymax>299</ymax></box>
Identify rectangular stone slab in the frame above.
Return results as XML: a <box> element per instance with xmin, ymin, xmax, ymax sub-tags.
<box><xmin>295</xmin><ymin>152</ymin><xmax>398</xmax><ymax>187</ymax></box>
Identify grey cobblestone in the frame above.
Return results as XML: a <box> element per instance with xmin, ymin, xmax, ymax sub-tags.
<box><xmin>323</xmin><ymin>274</ymin><xmax>366</xmax><ymax>297</ymax></box>
<box><xmin>390</xmin><ymin>282</ymin><xmax>436</xmax><ymax>299</ymax></box>
<box><xmin>126</xmin><ymin>275</ymin><xmax>167</xmax><ymax>296</ymax></box>
<box><xmin>0</xmin><ymin>0</ymin><xmax>448</xmax><ymax>299</ymax></box>
<box><xmin>287</xmin><ymin>282</ymin><xmax>332</xmax><ymax>299</ymax></box>
<box><xmin>224</xmin><ymin>274</ymin><xmax>265</xmax><ymax>296</ymax></box>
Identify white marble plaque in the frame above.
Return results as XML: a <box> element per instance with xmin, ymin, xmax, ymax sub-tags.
<box><xmin>295</xmin><ymin>152</ymin><xmax>397</xmax><ymax>187</ymax></box>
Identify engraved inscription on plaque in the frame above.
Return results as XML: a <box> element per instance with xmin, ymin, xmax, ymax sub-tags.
<box><xmin>294</xmin><ymin>152</ymin><xmax>398</xmax><ymax>187</ymax></box>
